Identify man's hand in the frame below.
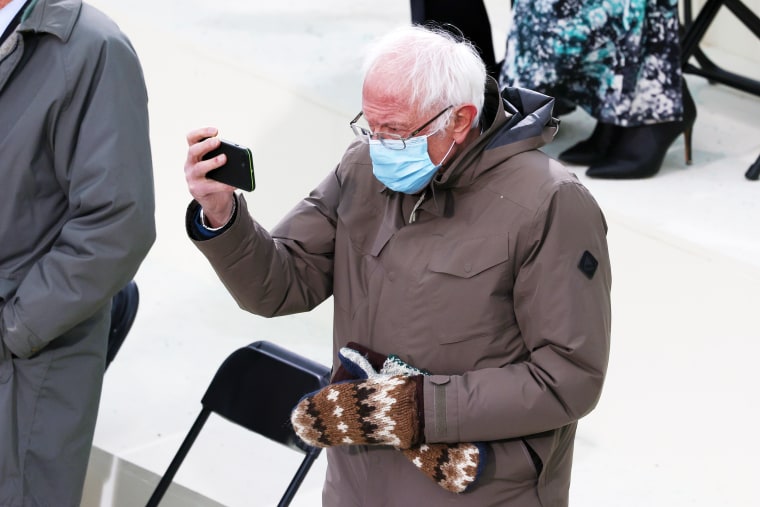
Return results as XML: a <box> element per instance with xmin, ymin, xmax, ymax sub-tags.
<box><xmin>291</xmin><ymin>375</ymin><xmax>423</xmax><ymax>450</ymax></box>
<box><xmin>184</xmin><ymin>127</ymin><xmax>235</xmax><ymax>227</ymax></box>
<box><xmin>329</xmin><ymin>342</ymin><xmax>486</xmax><ymax>494</ymax></box>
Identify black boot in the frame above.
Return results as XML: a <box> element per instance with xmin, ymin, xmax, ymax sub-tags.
<box><xmin>553</xmin><ymin>97</ymin><xmax>577</xmax><ymax>117</ymax></box>
<box><xmin>558</xmin><ymin>122</ymin><xmax>622</xmax><ymax>166</ymax></box>
<box><xmin>585</xmin><ymin>84</ymin><xmax>697</xmax><ymax>179</ymax></box>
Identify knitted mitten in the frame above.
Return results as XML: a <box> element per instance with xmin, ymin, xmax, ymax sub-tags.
<box><xmin>401</xmin><ymin>442</ymin><xmax>487</xmax><ymax>494</ymax></box>
<box><xmin>290</xmin><ymin>374</ymin><xmax>423</xmax><ymax>449</ymax></box>
<box><xmin>331</xmin><ymin>342</ymin><xmax>486</xmax><ymax>494</ymax></box>
<box><xmin>336</xmin><ymin>343</ymin><xmax>431</xmax><ymax>381</ymax></box>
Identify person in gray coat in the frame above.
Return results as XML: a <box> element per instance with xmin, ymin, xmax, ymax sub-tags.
<box><xmin>183</xmin><ymin>25</ymin><xmax>610</xmax><ymax>506</ymax></box>
<box><xmin>0</xmin><ymin>0</ymin><xmax>155</xmax><ymax>505</ymax></box>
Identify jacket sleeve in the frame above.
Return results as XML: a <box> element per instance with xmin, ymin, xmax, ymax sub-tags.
<box><xmin>424</xmin><ymin>180</ymin><xmax>612</xmax><ymax>443</ymax></box>
<box><xmin>189</xmin><ymin>169</ymin><xmax>340</xmax><ymax>317</ymax></box>
<box><xmin>1</xmin><ymin>30</ymin><xmax>155</xmax><ymax>358</ymax></box>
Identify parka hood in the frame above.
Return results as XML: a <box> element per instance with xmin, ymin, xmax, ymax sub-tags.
<box><xmin>434</xmin><ymin>77</ymin><xmax>559</xmax><ymax>189</ymax></box>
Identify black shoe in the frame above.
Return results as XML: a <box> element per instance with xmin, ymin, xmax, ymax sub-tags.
<box><xmin>585</xmin><ymin>84</ymin><xmax>697</xmax><ymax>179</ymax></box>
<box><xmin>553</xmin><ymin>97</ymin><xmax>577</xmax><ymax>116</ymax></box>
<box><xmin>558</xmin><ymin>122</ymin><xmax>622</xmax><ymax>166</ymax></box>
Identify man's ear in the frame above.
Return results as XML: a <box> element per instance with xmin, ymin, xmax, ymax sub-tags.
<box><xmin>451</xmin><ymin>104</ymin><xmax>479</xmax><ymax>143</ymax></box>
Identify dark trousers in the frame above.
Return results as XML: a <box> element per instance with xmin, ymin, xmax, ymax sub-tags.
<box><xmin>410</xmin><ymin>0</ymin><xmax>497</xmax><ymax>77</ymax></box>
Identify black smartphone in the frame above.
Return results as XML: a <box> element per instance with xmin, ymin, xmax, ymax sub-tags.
<box><xmin>203</xmin><ymin>139</ymin><xmax>255</xmax><ymax>192</ymax></box>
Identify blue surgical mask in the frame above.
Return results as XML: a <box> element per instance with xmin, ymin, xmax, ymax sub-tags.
<box><xmin>370</xmin><ymin>136</ymin><xmax>455</xmax><ymax>194</ymax></box>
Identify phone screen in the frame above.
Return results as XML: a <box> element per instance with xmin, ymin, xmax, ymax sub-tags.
<box><xmin>203</xmin><ymin>139</ymin><xmax>255</xmax><ymax>191</ymax></box>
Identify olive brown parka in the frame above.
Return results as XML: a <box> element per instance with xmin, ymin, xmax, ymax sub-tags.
<box><xmin>188</xmin><ymin>81</ymin><xmax>611</xmax><ymax>507</ymax></box>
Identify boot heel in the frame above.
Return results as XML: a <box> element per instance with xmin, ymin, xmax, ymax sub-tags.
<box><xmin>682</xmin><ymin>81</ymin><xmax>697</xmax><ymax>166</ymax></box>
<box><xmin>683</xmin><ymin>126</ymin><xmax>693</xmax><ymax>165</ymax></box>
<box><xmin>585</xmin><ymin>81</ymin><xmax>698</xmax><ymax>179</ymax></box>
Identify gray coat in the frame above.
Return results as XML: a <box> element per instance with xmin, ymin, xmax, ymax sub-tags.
<box><xmin>189</xmin><ymin>82</ymin><xmax>611</xmax><ymax>506</ymax></box>
<box><xmin>0</xmin><ymin>1</ymin><xmax>155</xmax><ymax>505</ymax></box>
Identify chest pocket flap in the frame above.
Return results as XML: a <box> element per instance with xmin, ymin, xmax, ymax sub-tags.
<box><xmin>428</xmin><ymin>234</ymin><xmax>510</xmax><ymax>278</ymax></box>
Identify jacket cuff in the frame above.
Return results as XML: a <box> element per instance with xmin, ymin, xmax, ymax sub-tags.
<box><xmin>185</xmin><ymin>194</ymin><xmax>239</xmax><ymax>241</ymax></box>
<box><xmin>423</xmin><ymin>374</ymin><xmax>461</xmax><ymax>443</ymax></box>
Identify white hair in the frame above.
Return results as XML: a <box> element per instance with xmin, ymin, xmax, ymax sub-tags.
<box><xmin>361</xmin><ymin>25</ymin><xmax>487</xmax><ymax>129</ymax></box>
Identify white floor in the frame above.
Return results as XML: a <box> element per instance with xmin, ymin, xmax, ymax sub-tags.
<box><xmin>81</xmin><ymin>1</ymin><xmax>760</xmax><ymax>506</ymax></box>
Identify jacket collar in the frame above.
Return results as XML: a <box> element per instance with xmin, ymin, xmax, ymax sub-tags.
<box><xmin>20</xmin><ymin>0</ymin><xmax>81</xmax><ymax>42</ymax></box>
<box><xmin>432</xmin><ymin>78</ymin><xmax>559</xmax><ymax>190</ymax></box>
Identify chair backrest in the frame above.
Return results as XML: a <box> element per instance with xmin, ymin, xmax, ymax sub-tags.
<box><xmin>201</xmin><ymin>340</ymin><xmax>331</xmax><ymax>453</ymax></box>
<box><xmin>107</xmin><ymin>280</ymin><xmax>140</xmax><ymax>369</ymax></box>
<box><xmin>145</xmin><ymin>340</ymin><xmax>331</xmax><ymax>507</ymax></box>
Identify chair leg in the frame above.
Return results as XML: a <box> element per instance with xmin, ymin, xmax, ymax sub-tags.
<box><xmin>145</xmin><ymin>409</ymin><xmax>211</xmax><ymax>507</ymax></box>
<box><xmin>680</xmin><ymin>0</ymin><xmax>722</xmax><ymax>66</ymax></box>
<box><xmin>277</xmin><ymin>447</ymin><xmax>322</xmax><ymax>507</ymax></box>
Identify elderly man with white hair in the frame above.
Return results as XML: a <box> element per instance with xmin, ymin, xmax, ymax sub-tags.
<box><xmin>183</xmin><ymin>24</ymin><xmax>611</xmax><ymax>507</ymax></box>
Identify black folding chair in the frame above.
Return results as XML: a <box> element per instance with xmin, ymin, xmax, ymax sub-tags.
<box><xmin>106</xmin><ymin>280</ymin><xmax>140</xmax><ymax>369</ymax></box>
<box><xmin>145</xmin><ymin>340</ymin><xmax>331</xmax><ymax>507</ymax></box>
<box><xmin>680</xmin><ymin>0</ymin><xmax>760</xmax><ymax>180</ymax></box>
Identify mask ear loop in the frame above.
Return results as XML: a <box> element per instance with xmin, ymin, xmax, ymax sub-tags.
<box><xmin>429</xmin><ymin>106</ymin><xmax>457</xmax><ymax>167</ymax></box>
<box><xmin>410</xmin><ymin>139</ymin><xmax>456</xmax><ymax>224</ymax></box>
<box><xmin>435</xmin><ymin>140</ymin><xmax>457</xmax><ymax>167</ymax></box>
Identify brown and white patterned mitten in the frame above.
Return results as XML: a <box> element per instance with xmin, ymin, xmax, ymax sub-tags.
<box><xmin>401</xmin><ymin>442</ymin><xmax>486</xmax><ymax>493</ymax></box>
<box><xmin>290</xmin><ymin>374</ymin><xmax>423</xmax><ymax>449</ymax></box>
<box><xmin>327</xmin><ymin>342</ymin><xmax>487</xmax><ymax>493</ymax></box>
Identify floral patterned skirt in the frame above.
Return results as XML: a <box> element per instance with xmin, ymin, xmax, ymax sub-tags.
<box><xmin>499</xmin><ymin>0</ymin><xmax>684</xmax><ymax>126</ymax></box>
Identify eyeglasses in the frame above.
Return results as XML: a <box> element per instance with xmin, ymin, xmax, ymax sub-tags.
<box><xmin>350</xmin><ymin>105</ymin><xmax>453</xmax><ymax>150</ymax></box>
